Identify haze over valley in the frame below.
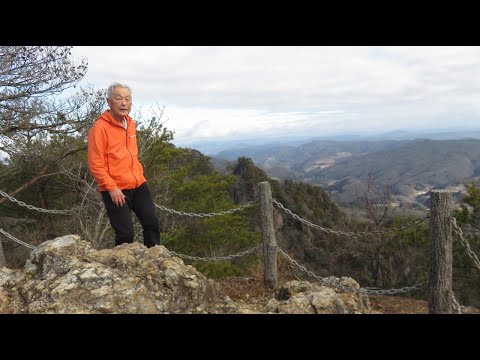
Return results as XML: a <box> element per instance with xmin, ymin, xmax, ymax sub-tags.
<box><xmin>206</xmin><ymin>129</ymin><xmax>480</xmax><ymax>210</ymax></box>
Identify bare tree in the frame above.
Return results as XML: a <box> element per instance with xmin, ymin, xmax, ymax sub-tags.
<box><xmin>56</xmin><ymin>164</ymin><xmax>113</xmax><ymax>249</ymax></box>
<box><xmin>0</xmin><ymin>46</ymin><xmax>90</xmax><ymax>263</ymax></box>
<box><xmin>353</xmin><ymin>169</ymin><xmax>397</xmax><ymax>287</ymax></box>
<box><xmin>0</xmin><ymin>46</ymin><xmax>87</xmax><ymax>136</ymax></box>
<box><xmin>0</xmin><ymin>89</ymin><xmax>105</xmax><ymax>206</ymax></box>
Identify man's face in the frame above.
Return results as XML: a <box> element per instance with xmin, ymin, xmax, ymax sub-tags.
<box><xmin>107</xmin><ymin>87</ymin><xmax>132</xmax><ymax>121</ymax></box>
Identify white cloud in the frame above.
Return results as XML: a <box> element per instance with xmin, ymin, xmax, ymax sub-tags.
<box><xmin>71</xmin><ymin>46</ymin><xmax>480</xmax><ymax>143</ymax></box>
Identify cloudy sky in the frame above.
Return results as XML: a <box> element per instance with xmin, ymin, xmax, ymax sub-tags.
<box><xmin>71</xmin><ymin>46</ymin><xmax>480</xmax><ymax>146</ymax></box>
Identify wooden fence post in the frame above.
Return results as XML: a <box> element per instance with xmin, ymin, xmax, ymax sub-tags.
<box><xmin>428</xmin><ymin>190</ymin><xmax>453</xmax><ymax>314</ymax></box>
<box><xmin>257</xmin><ymin>181</ymin><xmax>278</xmax><ymax>289</ymax></box>
<box><xmin>0</xmin><ymin>239</ymin><xmax>6</xmax><ymax>268</ymax></box>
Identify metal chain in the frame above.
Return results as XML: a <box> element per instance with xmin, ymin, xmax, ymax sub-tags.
<box><xmin>1</xmin><ymin>224</ymin><xmax>260</xmax><ymax>261</ymax></box>
<box><xmin>0</xmin><ymin>189</ymin><xmax>73</xmax><ymax>215</ymax></box>
<box><xmin>273</xmin><ymin>198</ymin><xmax>429</xmax><ymax>238</ymax></box>
<box><xmin>276</xmin><ymin>244</ymin><xmax>424</xmax><ymax>295</ymax></box>
<box><xmin>452</xmin><ymin>217</ymin><xmax>480</xmax><ymax>271</ymax></box>
<box><xmin>0</xmin><ymin>228</ymin><xmax>37</xmax><ymax>250</ymax></box>
<box><xmin>169</xmin><ymin>245</ymin><xmax>259</xmax><ymax>262</ymax></box>
<box><xmin>155</xmin><ymin>200</ymin><xmax>257</xmax><ymax>218</ymax></box>
<box><xmin>451</xmin><ymin>291</ymin><xmax>462</xmax><ymax>314</ymax></box>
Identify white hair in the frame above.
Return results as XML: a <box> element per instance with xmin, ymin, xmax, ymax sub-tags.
<box><xmin>107</xmin><ymin>83</ymin><xmax>132</xmax><ymax>99</ymax></box>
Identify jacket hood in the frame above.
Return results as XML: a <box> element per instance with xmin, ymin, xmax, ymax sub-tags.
<box><xmin>99</xmin><ymin>110</ymin><xmax>132</xmax><ymax>127</ymax></box>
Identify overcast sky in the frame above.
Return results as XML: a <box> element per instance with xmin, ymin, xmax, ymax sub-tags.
<box><xmin>71</xmin><ymin>46</ymin><xmax>480</xmax><ymax>146</ymax></box>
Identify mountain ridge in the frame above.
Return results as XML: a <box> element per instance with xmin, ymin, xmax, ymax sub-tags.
<box><xmin>212</xmin><ymin>138</ymin><xmax>480</xmax><ymax>209</ymax></box>
<box><xmin>175</xmin><ymin>128</ymin><xmax>480</xmax><ymax>155</ymax></box>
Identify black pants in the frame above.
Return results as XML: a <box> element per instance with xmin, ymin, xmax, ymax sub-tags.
<box><xmin>101</xmin><ymin>182</ymin><xmax>160</xmax><ymax>248</ymax></box>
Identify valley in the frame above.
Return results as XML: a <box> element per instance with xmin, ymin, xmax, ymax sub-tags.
<box><xmin>212</xmin><ymin>138</ymin><xmax>480</xmax><ymax>210</ymax></box>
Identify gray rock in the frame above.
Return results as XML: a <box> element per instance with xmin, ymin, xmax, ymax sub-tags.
<box><xmin>0</xmin><ymin>235</ymin><xmax>217</xmax><ymax>314</ymax></box>
<box><xmin>0</xmin><ymin>235</ymin><xmax>372</xmax><ymax>314</ymax></box>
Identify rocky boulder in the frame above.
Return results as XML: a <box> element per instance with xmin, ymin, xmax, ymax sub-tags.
<box><xmin>269</xmin><ymin>279</ymin><xmax>371</xmax><ymax>314</ymax></box>
<box><xmin>0</xmin><ymin>235</ymin><xmax>217</xmax><ymax>313</ymax></box>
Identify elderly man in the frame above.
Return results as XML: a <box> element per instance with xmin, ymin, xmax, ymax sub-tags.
<box><xmin>87</xmin><ymin>82</ymin><xmax>160</xmax><ymax>248</ymax></box>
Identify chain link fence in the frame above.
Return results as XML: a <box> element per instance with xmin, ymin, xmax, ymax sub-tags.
<box><xmin>0</xmin><ymin>189</ymin><xmax>74</xmax><ymax>215</ymax></box>
<box><xmin>273</xmin><ymin>198</ymin><xmax>429</xmax><ymax>238</ymax></box>
<box><xmin>452</xmin><ymin>217</ymin><xmax>480</xmax><ymax>271</ymax></box>
<box><xmin>155</xmin><ymin>201</ymin><xmax>257</xmax><ymax>217</ymax></box>
<box><xmin>276</xmin><ymin>244</ymin><xmax>424</xmax><ymax>295</ymax></box>
<box><xmin>0</xmin><ymin>228</ymin><xmax>37</xmax><ymax>250</ymax></box>
<box><xmin>169</xmin><ymin>245</ymin><xmax>259</xmax><ymax>262</ymax></box>
<box><xmin>451</xmin><ymin>291</ymin><xmax>462</xmax><ymax>314</ymax></box>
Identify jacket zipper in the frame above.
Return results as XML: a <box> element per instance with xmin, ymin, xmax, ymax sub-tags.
<box><xmin>102</xmin><ymin>117</ymin><xmax>139</xmax><ymax>188</ymax></box>
<box><xmin>125</xmin><ymin>122</ymin><xmax>138</xmax><ymax>188</ymax></box>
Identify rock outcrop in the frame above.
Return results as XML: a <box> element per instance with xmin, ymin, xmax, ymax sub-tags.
<box><xmin>0</xmin><ymin>235</ymin><xmax>216</xmax><ymax>313</ymax></box>
<box><xmin>269</xmin><ymin>279</ymin><xmax>370</xmax><ymax>314</ymax></box>
<box><xmin>0</xmin><ymin>235</ymin><xmax>372</xmax><ymax>314</ymax></box>
<box><xmin>211</xmin><ymin>279</ymin><xmax>371</xmax><ymax>314</ymax></box>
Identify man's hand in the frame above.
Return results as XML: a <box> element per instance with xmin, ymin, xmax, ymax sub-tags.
<box><xmin>109</xmin><ymin>187</ymin><xmax>126</xmax><ymax>207</ymax></box>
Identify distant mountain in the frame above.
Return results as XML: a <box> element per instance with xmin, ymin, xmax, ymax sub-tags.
<box><xmin>216</xmin><ymin>139</ymin><xmax>410</xmax><ymax>175</ymax></box>
<box><xmin>175</xmin><ymin>135</ymin><xmax>317</xmax><ymax>155</ymax></box>
<box><xmin>199</xmin><ymin>128</ymin><xmax>480</xmax><ymax>157</ymax></box>
<box><xmin>315</xmin><ymin>139</ymin><xmax>480</xmax><ymax>207</ymax></box>
<box><xmin>213</xmin><ymin>138</ymin><xmax>480</xmax><ymax>209</ymax></box>
<box><xmin>367</xmin><ymin>129</ymin><xmax>480</xmax><ymax>141</ymax></box>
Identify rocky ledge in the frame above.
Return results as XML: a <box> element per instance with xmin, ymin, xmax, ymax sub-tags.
<box><xmin>0</xmin><ymin>235</ymin><xmax>371</xmax><ymax>314</ymax></box>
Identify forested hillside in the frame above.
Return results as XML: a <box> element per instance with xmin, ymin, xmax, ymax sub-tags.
<box><xmin>215</xmin><ymin>138</ymin><xmax>480</xmax><ymax>209</ymax></box>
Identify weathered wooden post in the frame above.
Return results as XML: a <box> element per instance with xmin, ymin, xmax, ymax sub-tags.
<box><xmin>0</xmin><ymin>239</ymin><xmax>6</xmax><ymax>268</ymax></box>
<box><xmin>257</xmin><ymin>181</ymin><xmax>278</xmax><ymax>289</ymax></box>
<box><xmin>428</xmin><ymin>190</ymin><xmax>453</xmax><ymax>314</ymax></box>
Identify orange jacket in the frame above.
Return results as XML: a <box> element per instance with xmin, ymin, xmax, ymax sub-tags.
<box><xmin>87</xmin><ymin>111</ymin><xmax>146</xmax><ymax>191</ymax></box>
